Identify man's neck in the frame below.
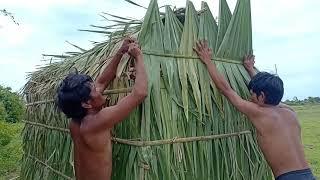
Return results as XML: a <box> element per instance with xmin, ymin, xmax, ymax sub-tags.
<box><xmin>260</xmin><ymin>103</ymin><xmax>276</xmax><ymax>108</ymax></box>
<box><xmin>87</xmin><ymin>108</ymin><xmax>101</xmax><ymax>115</ymax></box>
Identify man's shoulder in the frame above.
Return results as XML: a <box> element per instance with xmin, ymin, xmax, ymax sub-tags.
<box><xmin>266</xmin><ymin>106</ymin><xmax>299</xmax><ymax>127</ymax></box>
<box><xmin>80</xmin><ymin>113</ymin><xmax>112</xmax><ymax>134</ymax></box>
<box><xmin>260</xmin><ymin>105</ymin><xmax>295</xmax><ymax>115</ymax></box>
<box><xmin>251</xmin><ymin>106</ymin><xmax>282</xmax><ymax>124</ymax></box>
<box><xmin>276</xmin><ymin>106</ymin><xmax>297</xmax><ymax>119</ymax></box>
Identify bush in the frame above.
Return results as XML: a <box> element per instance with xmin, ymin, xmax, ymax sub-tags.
<box><xmin>0</xmin><ymin>122</ymin><xmax>23</xmax><ymax>176</ymax></box>
<box><xmin>0</xmin><ymin>121</ymin><xmax>14</xmax><ymax>146</ymax></box>
<box><xmin>0</xmin><ymin>102</ymin><xmax>7</xmax><ymax>121</ymax></box>
<box><xmin>0</xmin><ymin>85</ymin><xmax>25</xmax><ymax>123</ymax></box>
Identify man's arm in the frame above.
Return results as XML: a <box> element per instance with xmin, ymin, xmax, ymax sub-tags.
<box><xmin>95</xmin><ymin>37</ymin><xmax>135</xmax><ymax>93</ymax></box>
<box><xmin>243</xmin><ymin>54</ymin><xmax>294</xmax><ymax>112</ymax></box>
<box><xmin>194</xmin><ymin>40</ymin><xmax>262</xmax><ymax>119</ymax></box>
<box><xmin>82</xmin><ymin>43</ymin><xmax>147</xmax><ymax>133</ymax></box>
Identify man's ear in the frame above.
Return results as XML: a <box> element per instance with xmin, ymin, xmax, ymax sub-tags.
<box><xmin>81</xmin><ymin>101</ymin><xmax>92</xmax><ymax>109</ymax></box>
<box><xmin>259</xmin><ymin>91</ymin><xmax>266</xmax><ymax>103</ymax></box>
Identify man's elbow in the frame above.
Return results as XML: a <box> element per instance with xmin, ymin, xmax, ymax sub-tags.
<box><xmin>219</xmin><ymin>84</ymin><xmax>232</xmax><ymax>95</ymax></box>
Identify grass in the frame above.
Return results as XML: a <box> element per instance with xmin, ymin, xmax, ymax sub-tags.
<box><xmin>0</xmin><ymin>122</ymin><xmax>23</xmax><ymax>180</ymax></box>
<box><xmin>293</xmin><ymin>104</ymin><xmax>320</xmax><ymax>178</ymax></box>
<box><xmin>0</xmin><ymin>104</ymin><xmax>319</xmax><ymax>179</ymax></box>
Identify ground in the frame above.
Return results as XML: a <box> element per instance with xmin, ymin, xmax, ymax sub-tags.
<box><xmin>0</xmin><ymin>104</ymin><xmax>319</xmax><ymax>179</ymax></box>
<box><xmin>293</xmin><ymin>104</ymin><xmax>320</xmax><ymax>178</ymax></box>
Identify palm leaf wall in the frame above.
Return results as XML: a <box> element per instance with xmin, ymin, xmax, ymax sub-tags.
<box><xmin>21</xmin><ymin>0</ymin><xmax>272</xmax><ymax>179</ymax></box>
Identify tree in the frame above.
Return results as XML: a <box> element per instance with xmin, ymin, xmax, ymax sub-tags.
<box><xmin>0</xmin><ymin>102</ymin><xmax>7</xmax><ymax>121</ymax></box>
<box><xmin>0</xmin><ymin>85</ymin><xmax>25</xmax><ymax>123</ymax></box>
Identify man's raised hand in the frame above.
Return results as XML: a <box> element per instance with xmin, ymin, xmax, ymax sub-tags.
<box><xmin>119</xmin><ymin>37</ymin><xmax>137</xmax><ymax>54</ymax></box>
<box><xmin>128</xmin><ymin>42</ymin><xmax>142</xmax><ymax>59</ymax></box>
<box><xmin>243</xmin><ymin>54</ymin><xmax>256</xmax><ymax>78</ymax></box>
<box><xmin>193</xmin><ymin>40</ymin><xmax>213</xmax><ymax>65</ymax></box>
<box><xmin>243</xmin><ymin>54</ymin><xmax>255</xmax><ymax>72</ymax></box>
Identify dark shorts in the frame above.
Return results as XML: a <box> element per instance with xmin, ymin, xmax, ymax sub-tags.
<box><xmin>276</xmin><ymin>169</ymin><xmax>316</xmax><ymax>180</ymax></box>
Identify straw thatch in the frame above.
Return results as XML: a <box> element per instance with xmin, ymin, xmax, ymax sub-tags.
<box><xmin>21</xmin><ymin>0</ymin><xmax>272</xmax><ymax>179</ymax></box>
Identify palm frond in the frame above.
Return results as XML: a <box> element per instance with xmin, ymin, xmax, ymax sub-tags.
<box><xmin>124</xmin><ymin>0</ymin><xmax>148</xmax><ymax>9</ymax></box>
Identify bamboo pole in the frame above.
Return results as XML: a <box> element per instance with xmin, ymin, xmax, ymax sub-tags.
<box><xmin>26</xmin><ymin>154</ymin><xmax>74</xmax><ymax>180</ymax></box>
<box><xmin>112</xmin><ymin>131</ymin><xmax>251</xmax><ymax>147</ymax></box>
<box><xmin>142</xmin><ymin>50</ymin><xmax>242</xmax><ymax>64</ymax></box>
<box><xmin>23</xmin><ymin>120</ymin><xmax>70</xmax><ymax>133</ymax></box>
<box><xmin>25</xmin><ymin>87</ymin><xmax>132</xmax><ymax>106</ymax></box>
<box><xmin>102</xmin><ymin>87</ymin><xmax>132</xmax><ymax>95</ymax></box>
<box><xmin>25</xmin><ymin>51</ymin><xmax>242</xmax><ymax>107</ymax></box>
<box><xmin>23</xmin><ymin>120</ymin><xmax>252</xmax><ymax>147</ymax></box>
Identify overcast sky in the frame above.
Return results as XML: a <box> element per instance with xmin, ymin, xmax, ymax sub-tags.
<box><xmin>0</xmin><ymin>0</ymin><xmax>319</xmax><ymax>100</ymax></box>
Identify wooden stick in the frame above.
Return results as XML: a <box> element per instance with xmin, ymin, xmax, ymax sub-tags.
<box><xmin>23</xmin><ymin>120</ymin><xmax>70</xmax><ymax>133</ymax></box>
<box><xmin>26</xmin><ymin>154</ymin><xmax>74</xmax><ymax>180</ymax></box>
<box><xmin>25</xmin><ymin>88</ymin><xmax>132</xmax><ymax>106</ymax></box>
<box><xmin>142</xmin><ymin>50</ymin><xmax>242</xmax><ymax>64</ymax></box>
<box><xmin>23</xmin><ymin>120</ymin><xmax>252</xmax><ymax>147</ymax></box>
<box><xmin>25</xmin><ymin>99</ymin><xmax>55</xmax><ymax>106</ymax></box>
<box><xmin>102</xmin><ymin>87</ymin><xmax>132</xmax><ymax>95</ymax></box>
<box><xmin>112</xmin><ymin>131</ymin><xmax>251</xmax><ymax>147</ymax></box>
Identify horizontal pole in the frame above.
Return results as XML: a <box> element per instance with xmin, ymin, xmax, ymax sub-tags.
<box><xmin>25</xmin><ymin>88</ymin><xmax>132</xmax><ymax>106</ymax></box>
<box><xmin>142</xmin><ymin>50</ymin><xmax>242</xmax><ymax>64</ymax></box>
<box><xmin>112</xmin><ymin>131</ymin><xmax>251</xmax><ymax>147</ymax></box>
<box><xmin>23</xmin><ymin>120</ymin><xmax>251</xmax><ymax>147</ymax></box>
<box><xmin>26</xmin><ymin>154</ymin><xmax>74</xmax><ymax>180</ymax></box>
<box><xmin>102</xmin><ymin>87</ymin><xmax>132</xmax><ymax>95</ymax></box>
<box><xmin>25</xmin><ymin>53</ymin><xmax>241</xmax><ymax>107</ymax></box>
<box><xmin>23</xmin><ymin>120</ymin><xmax>70</xmax><ymax>133</ymax></box>
<box><xmin>25</xmin><ymin>99</ymin><xmax>55</xmax><ymax>106</ymax></box>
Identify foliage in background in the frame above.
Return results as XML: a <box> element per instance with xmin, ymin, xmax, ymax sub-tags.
<box><xmin>284</xmin><ymin>96</ymin><xmax>320</xmax><ymax>106</ymax></box>
<box><xmin>0</xmin><ymin>122</ymin><xmax>23</xmax><ymax>177</ymax></box>
<box><xmin>0</xmin><ymin>121</ymin><xmax>14</xmax><ymax>146</ymax></box>
<box><xmin>0</xmin><ymin>85</ymin><xmax>25</xmax><ymax>123</ymax></box>
<box><xmin>0</xmin><ymin>102</ymin><xmax>7</xmax><ymax>121</ymax></box>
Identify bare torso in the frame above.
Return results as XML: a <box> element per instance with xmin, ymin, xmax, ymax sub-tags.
<box><xmin>254</xmin><ymin>107</ymin><xmax>309</xmax><ymax>177</ymax></box>
<box><xmin>69</xmin><ymin>120</ymin><xmax>112</xmax><ymax>180</ymax></box>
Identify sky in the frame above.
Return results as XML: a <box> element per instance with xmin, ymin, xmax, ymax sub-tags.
<box><xmin>0</xmin><ymin>0</ymin><xmax>319</xmax><ymax>100</ymax></box>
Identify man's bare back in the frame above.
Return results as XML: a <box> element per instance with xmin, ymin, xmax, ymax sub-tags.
<box><xmin>70</xmin><ymin>119</ymin><xmax>112</xmax><ymax>180</ymax></box>
<box><xmin>254</xmin><ymin>106</ymin><xmax>308</xmax><ymax>177</ymax></box>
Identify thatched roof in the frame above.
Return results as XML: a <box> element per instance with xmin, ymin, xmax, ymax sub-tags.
<box><xmin>21</xmin><ymin>0</ymin><xmax>272</xmax><ymax>179</ymax></box>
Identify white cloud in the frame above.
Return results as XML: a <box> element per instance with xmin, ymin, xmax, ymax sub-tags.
<box><xmin>0</xmin><ymin>16</ymin><xmax>33</xmax><ymax>46</ymax></box>
<box><xmin>0</xmin><ymin>57</ymin><xmax>35</xmax><ymax>68</ymax></box>
<box><xmin>252</xmin><ymin>0</ymin><xmax>320</xmax><ymax>37</ymax></box>
<box><xmin>0</xmin><ymin>0</ymin><xmax>89</xmax><ymax>10</ymax></box>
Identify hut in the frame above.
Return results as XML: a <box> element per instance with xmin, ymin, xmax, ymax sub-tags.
<box><xmin>21</xmin><ymin>0</ymin><xmax>272</xmax><ymax>179</ymax></box>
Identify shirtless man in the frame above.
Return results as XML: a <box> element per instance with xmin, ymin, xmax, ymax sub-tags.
<box><xmin>194</xmin><ymin>40</ymin><xmax>315</xmax><ymax>180</ymax></box>
<box><xmin>57</xmin><ymin>38</ymin><xmax>147</xmax><ymax>180</ymax></box>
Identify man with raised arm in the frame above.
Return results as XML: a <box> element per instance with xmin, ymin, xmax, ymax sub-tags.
<box><xmin>57</xmin><ymin>38</ymin><xmax>147</xmax><ymax>180</ymax></box>
<box><xmin>194</xmin><ymin>40</ymin><xmax>315</xmax><ymax>180</ymax></box>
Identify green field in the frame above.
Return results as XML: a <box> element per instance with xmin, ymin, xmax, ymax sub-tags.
<box><xmin>0</xmin><ymin>104</ymin><xmax>319</xmax><ymax>179</ymax></box>
<box><xmin>294</xmin><ymin>104</ymin><xmax>320</xmax><ymax>178</ymax></box>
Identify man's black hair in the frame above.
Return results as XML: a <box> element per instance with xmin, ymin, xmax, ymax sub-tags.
<box><xmin>56</xmin><ymin>73</ymin><xmax>93</xmax><ymax>122</ymax></box>
<box><xmin>248</xmin><ymin>72</ymin><xmax>284</xmax><ymax>105</ymax></box>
